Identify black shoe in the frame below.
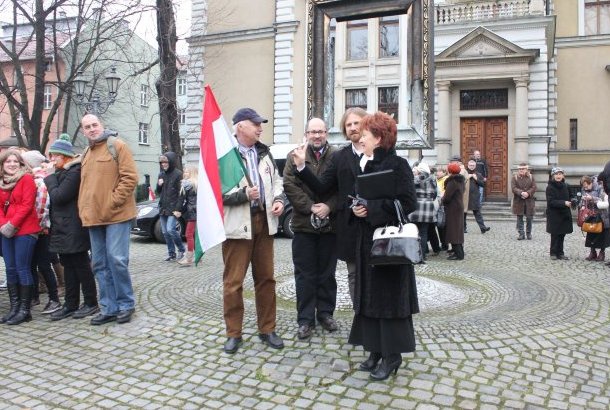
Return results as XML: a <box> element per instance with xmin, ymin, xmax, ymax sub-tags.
<box><xmin>297</xmin><ymin>323</ymin><xmax>314</xmax><ymax>340</ymax></box>
<box><xmin>447</xmin><ymin>254</ymin><xmax>464</xmax><ymax>260</ymax></box>
<box><xmin>259</xmin><ymin>332</ymin><xmax>284</xmax><ymax>349</ymax></box>
<box><xmin>72</xmin><ymin>304</ymin><xmax>99</xmax><ymax>319</ymax></box>
<box><xmin>557</xmin><ymin>255</ymin><xmax>570</xmax><ymax>260</ymax></box>
<box><xmin>481</xmin><ymin>226</ymin><xmax>491</xmax><ymax>234</ymax></box>
<box><xmin>370</xmin><ymin>355</ymin><xmax>402</xmax><ymax>381</ymax></box>
<box><xmin>164</xmin><ymin>255</ymin><xmax>176</xmax><ymax>261</ymax></box>
<box><xmin>90</xmin><ymin>313</ymin><xmax>117</xmax><ymax>325</ymax></box>
<box><xmin>318</xmin><ymin>316</ymin><xmax>338</xmax><ymax>332</ymax></box>
<box><xmin>359</xmin><ymin>352</ymin><xmax>382</xmax><ymax>372</ymax></box>
<box><xmin>50</xmin><ymin>306</ymin><xmax>76</xmax><ymax>321</ymax></box>
<box><xmin>223</xmin><ymin>337</ymin><xmax>242</xmax><ymax>354</ymax></box>
<box><xmin>116</xmin><ymin>308</ymin><xmax>135</xmax><ymax>324</ymax></box>
<box><xmin>517</xmin><ymin>234</ymin><xmax>525</xmax><ymax>240</ymax></box>
<box><xmin>526</xmin><ymin>233</ymin><xmax>532</xmax><ymax>240</ymax></box>
<box><xmin>550</xmin><ymin>255</ymin><xmax>558</xmax><ymax>260</ymax></box>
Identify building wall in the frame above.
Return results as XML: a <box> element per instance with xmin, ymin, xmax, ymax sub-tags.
<box><xmin>554</xmin><ymin>0</ymin><xmax>579</xmax><ymax>37</ymax></box>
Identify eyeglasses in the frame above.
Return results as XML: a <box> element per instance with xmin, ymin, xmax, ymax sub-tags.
<box><xmin>306</xmin><ymin>130</ymin><xmax>327</xmax><ymax>136</ymax></box>
<box><xmin>159</xmin><ymin>161</ymin><xmax>168</xmax><ymax>164</ymax></box>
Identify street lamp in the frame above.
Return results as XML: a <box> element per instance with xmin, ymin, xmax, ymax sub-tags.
<box><xmin>73</xmin><ymin>66</ymin><xmax>121</xmax><ymax>115</ymax></box>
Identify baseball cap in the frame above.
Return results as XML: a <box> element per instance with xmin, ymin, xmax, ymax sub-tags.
<box><xmin>232</xmin><ymin>108</ymin><xmax>268</xmax><ymax>125</ymax></box>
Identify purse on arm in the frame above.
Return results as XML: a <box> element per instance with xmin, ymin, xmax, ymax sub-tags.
<box><xmin>370</xmin><ymin>199</ymin><xmax>422</xmax><ymax>266</ymax></box>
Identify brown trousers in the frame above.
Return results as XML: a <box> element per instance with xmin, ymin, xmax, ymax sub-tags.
<box><xmin>222</xmin><ymin>211</ymin><xmax>276</xmax><ymax>337</ymax></box>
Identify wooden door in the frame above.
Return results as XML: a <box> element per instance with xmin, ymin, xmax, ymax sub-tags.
<box><xmin>460</xmin><ymin>117</ymin><xmax>508</xmax><ymax>200</ymax></box>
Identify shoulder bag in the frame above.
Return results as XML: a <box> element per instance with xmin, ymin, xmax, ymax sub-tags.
<box><xmin>370</xmin><ymin>199</ymin><xmax>422</xmax><ymax>266</ymax></box>
<box><xmin>577</xmin><ymin>199</ymin><xmax>597</xmax><ymax>227</ymax></box>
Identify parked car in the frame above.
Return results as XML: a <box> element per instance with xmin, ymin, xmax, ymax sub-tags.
<box><xmin>131</xmin><ymin>198</ymin><xmax>185</xmax><ymax>243</ymax></box>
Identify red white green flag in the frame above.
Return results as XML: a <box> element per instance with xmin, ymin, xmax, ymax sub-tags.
<box><xmin>194</xmin><ymin>86</ymin><xmax>246</xmax><ymax>264</ymax></box>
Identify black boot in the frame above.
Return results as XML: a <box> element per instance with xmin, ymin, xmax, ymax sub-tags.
<box><xmin>0</xmin><ymin>284</ymin><xmax>20</xmax><ymax>324</ymax></box>
<box><xmin>7</xmin><ymin>285</ymin><xmax>33</xmax><ymax>325</ymax></box>
<box><xmin>447</xmin><ymin>244</ymin><xmax>464</xmax><ymax>260</ymax></box>
<box><xmin>359</xmin><ymin>352</ymin><xmax>382</xmax><ymax>372</ymax></box>
<box><xmin>370</xmin><ymin>354</ymin><xmax>402</xmax><ymax>381</ymax></box>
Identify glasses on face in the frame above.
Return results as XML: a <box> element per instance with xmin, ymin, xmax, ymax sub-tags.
<box><xmin>306</xmin><ymin>130</ymin><xmax>327</xmax><ymax>136</ymax></box>
<box><xmin>159</xmin><ymin>161</ymin><xmax>168</xmax><ymax>164</ymax></box>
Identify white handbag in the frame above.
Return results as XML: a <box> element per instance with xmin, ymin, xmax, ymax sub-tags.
<box><xmin>370</xmin><ymin>200</ymin><xmax>422</xmax><ymax>266</ymax></box>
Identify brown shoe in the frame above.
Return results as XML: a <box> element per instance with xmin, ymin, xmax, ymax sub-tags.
<box><xmin>318</xmin><ymin>316</ymin><xmax>338</xmax><ymax>332</ymax></box>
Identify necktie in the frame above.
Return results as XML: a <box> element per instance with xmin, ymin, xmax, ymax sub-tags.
<box><xmin>315</xmin><ymin>151</ymin><xmax>321</xmax><ymax>161</ymax></box>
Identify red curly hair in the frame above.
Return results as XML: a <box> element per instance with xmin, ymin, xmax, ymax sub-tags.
<box><xmin>360</xmin><ymin>112</ymin><xmax>397</xmax><ymax>150</ymax></box>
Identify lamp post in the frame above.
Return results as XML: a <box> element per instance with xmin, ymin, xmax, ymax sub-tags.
<box><xmin>72</xmin><ymin>66</ymin><xmax>121</xmax><ymax>115</ymax></box>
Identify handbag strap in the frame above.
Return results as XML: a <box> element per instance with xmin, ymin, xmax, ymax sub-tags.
<box><xmin>393</xmin><ymin>199</ymin><xmax>407</xmax><ymax>225</ymax></box>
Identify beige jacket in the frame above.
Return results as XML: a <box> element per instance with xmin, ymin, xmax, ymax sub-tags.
<box><xmin>78</xmin><ymin>136</ymin><xmax>138</xmax><ymax>226</ymax></box>
<box><xmin>222</xmin><ymin>141</ymin><xmax>284</xmax><ymax>239</ymax></box>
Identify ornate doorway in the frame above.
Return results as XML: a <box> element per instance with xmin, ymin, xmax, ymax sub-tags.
<box><xmin>461</xmin><ymin>117</ymin><xmax>508</xmax><ymax>200</ymax></box>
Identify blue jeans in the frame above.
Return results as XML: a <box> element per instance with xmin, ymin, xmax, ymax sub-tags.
<box><xmin>479</xmin><ymin>186</ymin><xmax>484</xmax><ymax>206</ymax></box>
<box><xmin>160</xmin><ymin>214</ymin><xmax>184</xmax><ymax>256</ymax></box>
<box><xmin>2</xmin><ymin>235</ymin><xmax>37</xmax><ymax>285</ymax></box>
<box><xmin>89</xmin><ymin>221</ymin><xmax>135</xmax><ymax>315</ymax></box>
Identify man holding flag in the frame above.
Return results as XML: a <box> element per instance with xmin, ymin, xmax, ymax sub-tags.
<box><xmin>220</xmin><ymin>107</ymin><xmax>286</xmax><ymax>354</ymax></box>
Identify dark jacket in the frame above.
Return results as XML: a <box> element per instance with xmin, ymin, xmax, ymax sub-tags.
<box><xmin>283</xmin><ymin>143</ymin><xmax>338</xmax><ymax>233</ymax></box>
<box><xmin>44</xmin><ymin>158</ymin><xmax>90</xmax><ymax>254</ymax></box>
<box><xmin>353</xmin><ymin>147</ymin><xmax>419</xmax><ymax>319</ymax></box>
<box><xmin>157</xmin><ymin>152</ymin><xmax>183</xmax><ymax>216</ymax></box>
<box><xmin>466</xmin><ymin>170</ymin><xmax>484</xmax><ymax>211</ymax></box>
<box><xmin>442</xmin><ymin>174</ymin><xmax>465</xmax><ymax>245</ymax></box>
<box><xmin>545</xmin><ymin>179</ymin><xmax>574</xmax><ymax>235</ymax></box>
<box><xmin>178</xmin><ymin>180</ymin><xmax>197</xmax><ymax>221</ymax></box>
<box><xmin>475</xmin><ymin>158</ymin><xmax>488</xmax><ymax>179</ymax></box>
<box><xmin>511</xmin><ymin>173</ymin><xmax>537</xmax><ymax>216</ymax></box>
<box><xmin>298</xmin><ymin>143</ymin><xmax>362</xmax><ymax>261</ymax></box>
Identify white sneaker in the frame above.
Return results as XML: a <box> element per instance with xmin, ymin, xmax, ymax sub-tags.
<box><xmin>42</xmin><ymin>300</ymin><xmax>62</xmax><ymax>314</ymax></box>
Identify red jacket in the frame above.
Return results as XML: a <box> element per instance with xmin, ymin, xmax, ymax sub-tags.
<box><xmin>0</xmin><ymin>174</ymin><xmax>40</xmax><ymax>236</ymax></box>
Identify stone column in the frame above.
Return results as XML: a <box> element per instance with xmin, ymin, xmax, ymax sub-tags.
<box><xmin>436</xmin><ymin>80</ymin><xmax>452</xmax><ymax>163</ymax></box>
<box><xmin>514</xmin><ymin>77</ymin><xmax>530</xmax><ymax>165</ymax></box>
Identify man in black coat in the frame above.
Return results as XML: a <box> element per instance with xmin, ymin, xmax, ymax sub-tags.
<box><xmin>284</xmin><ymin>118</ymin><xmax>339</xmax><ymax>340</ymax></box>
<box><xmin>295</xmin><ymin>107</ymin><xmax>367</xmax><ymax>303</ymax></box>
<box><xmin>156</xmin><ymin>151</ymin><xmax>184</xmax><ymax>261</ymax></box>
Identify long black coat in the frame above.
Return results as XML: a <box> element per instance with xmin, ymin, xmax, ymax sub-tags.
<box><xmin>546</xmin><ymin>179</ymin><xmax>574</xmax><ymax>235</ymax></box>
<box><xmin>466</xmin><ymin>171</ymin><xmax>484</xmax><ymax>211</ymax></box>
<box><xmin>44</xmin><ymin>159</ymin><xmax>90</xmax><ymax>254</ymax></box>
<box><xmin>298</xmin><ymin>143</ymin><xmax>361</xmax><ymax>261</ymax></box>
<box><xmin>353</xmin><ymin>148</ymin><xmax>419</xmax><ymax>319</ymax></box>
<box><xmin>442</xmin><ymin>174</ymin><xmax>465</xmax><ymax>245</ymax></box>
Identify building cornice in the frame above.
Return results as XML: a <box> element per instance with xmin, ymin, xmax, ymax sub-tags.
<box><xmin>555</xmin><ymin>35</ymin><xmax>610</xmax><ymax>48</ymax></box>
<box><xmin>188</xmin><ymin>21</ymin><xmax>299</xmax><ymax>47</ymax></box>
<box><xmin>435</xmin><ymin>15</ymin><xmax>555</xmax><ymax>36</ymax></box>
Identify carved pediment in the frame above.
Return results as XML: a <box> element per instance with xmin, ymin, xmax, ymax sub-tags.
<box><xmin>437</xmin><ymin>26</ymin><xmax>539</xmax><ymax>61</ymax></box>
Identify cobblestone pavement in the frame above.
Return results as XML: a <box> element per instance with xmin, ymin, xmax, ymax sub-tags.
<box><xmin>0</xmin><ymin>220</ymin><xmax>608</xmax><ymax>409</ymax></box>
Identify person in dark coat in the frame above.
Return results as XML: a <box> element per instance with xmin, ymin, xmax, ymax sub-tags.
<box><xmin>156</xmin><ymin>151</ymin><xmax>184</xmax><ymax>261</ymax></box>
<box><xmin>295</xmin><ymin>112</ymin><xmax>419</xmax><ymax>381</ymax></box>
<box><xmin>290</xmin><ymin>107</ymin><xmax>367</xmax><ymax>303</ymax></box>
<box><xmin>43</xmin><ymin>136</ymin><xmax>99</xmax><ymax>320</ymax></box>
<box><xmin>597</xmin><ymin>160</ymin><xmax>610</xmax><ymax>267</ymax></box>
<box><xmin>465</xmin><ymin>159</ymin><xmax>490</xmax><ymax>234</ymax></box>
<box><xmin>579</xmin><ymin>175</ymin><xmax>608</xmax><ymax>261</ymax></box>
<box><xmin>546</xmin><ymin>167</ymin><xmax>574</xmax><ymax>260</ymax></box>
<box><xmin>511</xmin><ymin>163</ymin><xmax>537</xmax><ymax>240</ymax></box>
<box><xmin>442</xmin><ymin>163</ymin><xmax>465</xmax><ymax>260</ymax></box>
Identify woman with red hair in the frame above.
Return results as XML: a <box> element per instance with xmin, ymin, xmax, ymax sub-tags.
<box><xmin>442</xmin><ymin>162</ymin><xmax>466</xmax><ymax>260</ymax></box>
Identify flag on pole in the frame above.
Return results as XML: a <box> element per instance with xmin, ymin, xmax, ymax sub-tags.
<box><xmin>148</xmin><ymin>186</ymin><xmax>156</xmax><ymax>201</ymax></box>
<box><xmin>194</xmin><ymin>85</ymin><xmax>246</xmax><ymax>264</ymax></box>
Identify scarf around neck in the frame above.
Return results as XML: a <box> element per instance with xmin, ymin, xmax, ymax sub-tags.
<box><xmin>0</xmin><ymin>168</ymin><xmax>27</xmax><ymax>191</ymax></box>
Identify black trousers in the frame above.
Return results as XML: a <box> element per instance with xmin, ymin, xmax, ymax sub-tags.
<box><xmin>31</xmin><ymin>234</ymin><xmax>59</xmax><ymax>302</ymax></box>
<box><xmin>60</xmin><ymin>251</ymin><xmax>98</xmax><ymax>310</ymax></box>
<box><xmin>464</xmin><ymin>210</ymin><xmax>486</xmax><ymax>231</ymax></box>
<box><xmin>292</xmin><ymin>232</ymin><xmax>338</xmax><ymax>326</ymax></box>
<box><xmin>550</xmin><ymin>234</ymin><xmax>566</xmax><ymax>257</ymax></box>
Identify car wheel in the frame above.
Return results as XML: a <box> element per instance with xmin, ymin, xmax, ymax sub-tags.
<box><xmin>153</xmin><ymin>219</ymin><xmax>166</xmax><ymax>243</ymax></box>
<box><xmin>282</xmin><ymin>210</ymin><xmax>294</xmax><ymax>239</ymax></box>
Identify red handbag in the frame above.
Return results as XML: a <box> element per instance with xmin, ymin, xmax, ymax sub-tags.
<box><xmin>577</xmin><ymin>200</ymin><xmax>597</xmax><ymax>227</ymax></box>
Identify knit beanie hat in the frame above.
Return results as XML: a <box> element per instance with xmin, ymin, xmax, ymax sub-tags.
<box><xmin>22</xmin><ymin>150</ymin><xmax>47</xmax><ymax>169</ymax></box>
<box><xmin>49</xmin><ymin>133</ymin><xmax>75</xmax><ymax>157</ymax></box>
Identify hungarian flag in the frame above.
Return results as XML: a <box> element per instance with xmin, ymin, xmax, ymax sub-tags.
<box><xmin>194</xmin><ymin>86</ymin><xmax>246</xmax><ymax>264</ymax></box>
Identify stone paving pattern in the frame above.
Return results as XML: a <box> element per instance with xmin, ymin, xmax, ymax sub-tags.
<box><xmin>0</xmin><ymin>220</ymin><xmax>608</xmax><ymax>409</ymax></box>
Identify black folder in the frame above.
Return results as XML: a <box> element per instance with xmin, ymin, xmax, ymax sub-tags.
<box><xmin>356</xmin><ymin>169</ymin><xmax>396</xmax><ymax>199</ymax></box>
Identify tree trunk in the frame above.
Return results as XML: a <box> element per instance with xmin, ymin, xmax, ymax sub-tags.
<box><xmin>156</xmin><ymin>0</ymin><xmax>181</xmax><ymax>166</ymax></box>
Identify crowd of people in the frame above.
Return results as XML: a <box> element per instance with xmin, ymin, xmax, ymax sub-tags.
<box><xmin>1</xmin><ymin>108</ymin><xmax>609</xmax><ymax>384</ymax></box>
